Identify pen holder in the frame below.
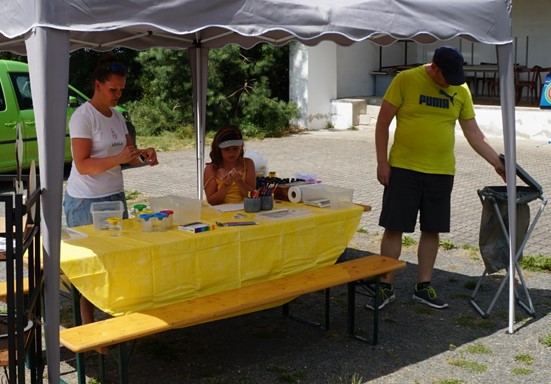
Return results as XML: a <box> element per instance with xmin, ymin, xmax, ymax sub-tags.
<box><xmin>260</xmin><ymin>195</ymin><xmax>274</xmax><ymax>211</ymax></box>
<box><xmin>244</xmin><ymin>197</ymin><xmax>261</xmax><ymax>213</ymax></box>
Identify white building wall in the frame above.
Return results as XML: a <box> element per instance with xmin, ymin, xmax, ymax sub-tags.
<box><xmin>289</xmin><ymin>42</ymin><xmax>308</xmax><ymax>128</ymax></box>
<box><xmin>336</xmin><ymin>41</ymin><xmax>379</xmax><ymax>97</ymax></box>
<box><xmin>290</xmin><ymin>41</ymin><xmax>338</xmax><ymax>130</ymax></box>
<box><xmin>512</xmin><ymin>0</ymin><xmax>551</xmax><ymax>67</ymax></box>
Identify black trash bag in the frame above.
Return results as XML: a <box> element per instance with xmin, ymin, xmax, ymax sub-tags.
<box><xmin>479</xmin><ymin>195</ymin><xmax>530</xmax><ymax>274</ymax></box>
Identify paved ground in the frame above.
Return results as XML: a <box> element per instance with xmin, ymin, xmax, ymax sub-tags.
<box><xmin>3</xmin><ymin>118</ymin><xmax>551</xmax><ymax>383</ymax></box>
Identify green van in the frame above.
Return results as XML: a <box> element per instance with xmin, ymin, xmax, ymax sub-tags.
<box><xmin>0</xmin><ymin>60</ymin><xmax>136</xmax><ymax>173</ymax></box>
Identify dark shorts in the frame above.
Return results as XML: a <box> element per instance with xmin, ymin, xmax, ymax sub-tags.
<box><xmin>379</xmin><ymin>167</ymin><xmax>454</xmax><ymax>233</ymax></box>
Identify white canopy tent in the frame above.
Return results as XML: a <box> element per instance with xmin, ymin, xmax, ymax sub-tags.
<box><xmin>0</xmin><ymin>0</ymin><xmax>518</xmax><ymax>382</ymax></box>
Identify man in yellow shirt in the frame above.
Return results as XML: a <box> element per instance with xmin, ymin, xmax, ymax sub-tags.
<box><xmin>370</xmin><ymin>46</ymin><xmax>506</xmax><ymax>310</ymax></box>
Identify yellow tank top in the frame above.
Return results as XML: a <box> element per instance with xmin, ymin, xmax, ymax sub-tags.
<box><xmin>214</xmin><ymin>159</ymin><xmax>248</xmax><ymax>204</ymax></box>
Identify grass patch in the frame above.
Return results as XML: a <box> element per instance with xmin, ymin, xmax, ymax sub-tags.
<box><xmin>350</xmin><ymin>373</ymin><xmax>363</xmax><ymax>384</ymax></box>
<box><xmin>136</xmin><ymin>131</ymin><xmax>197</xmax><ymax>152</ymax></box>
<box><xmin>356</xmin><ymin>227</ymin><xmax>368</xmax><ymax>234</ymax></box>
<box><xmin>511</xmin><ymin>367</ymin><xmax>533</xmax><ymax>375</ymax></box>
<box><xmin>461</xmin><ymin>244</ymin><xmax>479</xmax><ymax>251</ymax></box>
<box><xmin>447</xmin><ymin>358</ymin><xmax>487</xmax><ymax>373</ymax></box>
<box><xmin>539</xmin><ymin>332</ymin><xmax>551</xmax><ymax>347</ymax></box>
<box><xmin>515</xmin><ymin>354</ymin><xmax>534</xmax><ymax>365</ymax></box>
<box><xmin>434</xmin><ymin>380</ymin><xmax>466</xmax><ymax>384</ymax></box>
<box><xmin>266</xmin><ymin>365</ymin><xmax>307</xmax><ymax>383</ymax></box>
<box><xmin>454</xmin><ymin>315</ymin><xmax>496</xmax><ymax>329</ymax></box>
<box><xmin>463</xmin><ymin>280</ymin><xmax>478</xmax><ymax>290</ymax></box>
<box><xmin>203</xmin><ymin>376</ymin><xmax>253</xmax><ymax>384</ymax></box>
<box><xmin>439</xmin><ymin>239</ymin><xmax>457</xmax><ymax>250</ymax></box>
<box><xmin>125</xmin><ymin>189</ymin><xmax>149</xmax><ymax>207</ymax></box>
<box><xmin>452</xmin><ymin>292</ymin><xmax>471</xmax><ymax>300</ymax></box>
<box><xmin>519</xmin><ymin>255</ymin><xmax>551</xmax><ymax>272</ymax></box>
<box><xmin>413</xmin><ymin>305</ymin><xmax>433</xmax><ymax>315</ymax></box>
<box><xmin>465</xmin><ymin>343</ymin><xmax>492</xmax><ymax>354</ymax></box>
<box><xmin>402</xmin><ymin>235</ymin><xmax>417</xmax><ymax>246</ymax></box>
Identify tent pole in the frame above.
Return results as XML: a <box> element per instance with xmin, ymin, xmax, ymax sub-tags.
<box><xmin>26</xmin><ymin>27</ymin><xmax>70</xmax><ymax>384</ymax></box>
<box><xmin>496</xmin><ymin>43</ymin><xmax>518</xmax><ymax>334</ymax></box>
<box><xmin>191</xmin><ymin>43</ymin><xmax>209</xmax><ymax>199</ymax></box>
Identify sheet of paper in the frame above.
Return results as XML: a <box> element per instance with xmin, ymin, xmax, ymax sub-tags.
<box><xmin>214</xmin><ymin>203</ymin><xmax>244</xmax><ymax>212</ymax></box>
<box><xmin>255</xmin><ymin>208</ymin><xmax>311</xmax><ymax>220</ymax></box>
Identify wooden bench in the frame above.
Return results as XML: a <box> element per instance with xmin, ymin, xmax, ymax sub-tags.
<box><xmin>60</xmin><ymin>255</ymin><xmax>405</xmax><ymax>384</ymax></box>
<box><xmin>0</xmin><ymin>277</ymin><xmax>29</xmax><ymax>302</ymax></box>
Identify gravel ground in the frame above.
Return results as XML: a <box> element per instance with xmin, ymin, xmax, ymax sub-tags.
<box><xmin>57</xmin><ymin>230</ymin><xmax>551</xmax><ymax>384</ymax></box>
<box><xmin>2</xmin><ymin>127</ymin><xmax>550</xmax><ymax>383</ymax></box>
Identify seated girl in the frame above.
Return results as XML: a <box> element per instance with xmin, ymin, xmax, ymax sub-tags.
<box><xmin>203</xmin><ymin>125</ymin><xmax>256</xmax><ymax>205</ymax></box>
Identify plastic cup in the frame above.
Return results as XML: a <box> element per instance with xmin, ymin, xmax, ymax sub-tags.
<box><xmin>244</xmin><ymin>197</ymin><xmax>261</xmax><ymax>213</ymax></box>
<box><xmin>106</xmin><ymin>217</ymin><xmax>122</xmax><ymax>237</ymax></box>
<box><xmin>139</xmin><ymin>214</ymin><xmax>154</xmax><ymax>232</ymax></box>
<box><xmin>132</xmin><ymin>204</ymin><xmax>148</xmax><ymax>221</ymax></box>
<box><xmin>153</xmin><ymin>212</ymin><xmax>168</xmax><ymax>232</ymax></box>
<box><xmin>160</xmin><ymin>210</ymin><xmax>174</xmax><ymax>229</ymax></box>
<box><xmin>260</xmin><ymin>195</ymin><xmax>274</xmax><ymax>210</ymax></box>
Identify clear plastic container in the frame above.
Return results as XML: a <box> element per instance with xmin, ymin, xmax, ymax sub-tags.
<box><xmin>90</xmin><ymin>201</ymin><xmax>124</xmax><ymax>230</ymax></box>
<box><xmin>160</xmin><ymin>210</ymin><xmax>174</xmax><ymax>229</ymax></box>
<box><xmin>153</xmin><ymin>212</ymin><xmax>168</xmax><ymax>232</ymax></box>
<box><xmin>139</xmin><ymin>213</ymin><xmax>154</xmax><ymax>232</ymax></box>
<box><xmin>132</xmin><ymin>204</ymin><xmax>148</xmax><ymax>221</ymax></box>
<box><xmin>106</xmin><ymin>217</ymin><xmax>122</xmax><ymax>237</ymax></box>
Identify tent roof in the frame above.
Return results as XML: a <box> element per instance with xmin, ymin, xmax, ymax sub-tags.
<box><xmin>1</xmin><ymin>0</ymin><xmax>512</xmax><ymax>53</ymax></box>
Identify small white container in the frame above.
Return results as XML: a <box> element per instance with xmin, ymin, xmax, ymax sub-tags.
<box><xmin>139</xmin><ymin>214</ymin><xmax>154</xmax><ymax>232</ymax></box>
<box><xmin>90</xmin><ymin>201</ymin><xmax>124</xmax><ymax>230</ymax></box>
<box><xmin>106</xmin><ymin>217</ymin><xmax>122</xmax><ymax>237</ymax></box>
<box><xmin>160</xmin><ymin>210</ymin><xmax>174</xmax><ymax>229</ymax></box>
<box><xmin>300</xmin><ymin>184</ymin><xmax>354</xmax><ymax>209</ymax></box>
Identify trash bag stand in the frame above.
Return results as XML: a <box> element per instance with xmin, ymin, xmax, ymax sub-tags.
<box><xmin>470</xmin><ymin>157</ymin><xmax>548</xmax><ymax>319</ymax></box>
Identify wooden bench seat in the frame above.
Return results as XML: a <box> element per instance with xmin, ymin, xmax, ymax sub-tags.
<box><xmin>0</xmin><ymin>277</ymin><xmax>29</xmax><ymax>302</ymax></box>
<box><xmin>60</xmin><ymin>255</ymin><xmax>405</xmax><ymax>383</ymax></box>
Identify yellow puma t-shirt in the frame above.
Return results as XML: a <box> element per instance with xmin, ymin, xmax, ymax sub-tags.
<box><xmin>384</xmin><ymin>65</ymin><xmax>475</xmax><ymax>175</ymax></box>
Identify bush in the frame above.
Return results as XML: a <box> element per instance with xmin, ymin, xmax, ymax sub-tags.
<box><xmin>240</xmin><ymin>89</ymin><xmax>298</xmax><ymax>137</ymax></box>
<box><xmin>127</xmin><ymin>97</ymin><xmax>191</xmax><ymax>137</ymax></box>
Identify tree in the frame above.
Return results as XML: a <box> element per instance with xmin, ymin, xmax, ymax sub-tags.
<box><xmin>131</xmin><ymin>44</ymin><xmax>297</xmax><ymax>137</ymax></box>
<box><xmin>69</xmin><ymin>48</ymin><xmax>141</xmax><ymax>100</ymax></box>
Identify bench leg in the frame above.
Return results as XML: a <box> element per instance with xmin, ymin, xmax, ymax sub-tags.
<box><xmin>116</xmin><ymin>343</ymin><xmax>130</xmax><ymax>384</ymax></box>
<box><xmin>347</xmin><ymin>278</ymin><xmax>380</xmax><ymax>345</ymax></box>
<box><xmin>324</xmin><ymin>288</ymin><xmax>330</xmax><ymax>330</ymax></box>
<box><xmin>281</xmin><ymin>291</ymin><xmax>328</xmax><ymax>328</ymax></box>
<box><xmin>71</xmin><ymin>285</ymin><xmax>86</xmax><ymax>384</ymax></box>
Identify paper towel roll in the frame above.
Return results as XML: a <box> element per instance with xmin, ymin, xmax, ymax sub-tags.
<box><xmin>288</xmin><ymin>186</ymin><xmax>303</xmax><ymax>203</ymax></box>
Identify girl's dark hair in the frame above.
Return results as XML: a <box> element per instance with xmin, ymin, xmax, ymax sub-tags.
<box><xmin>92</xmin><ymin>53</ymin><xmax>127</xmax><ymax>83</ymax></box>
<box><xmin>209</xmin><ymin>125</ymin><xmax>245</xmax><ymax>169</ymax></box>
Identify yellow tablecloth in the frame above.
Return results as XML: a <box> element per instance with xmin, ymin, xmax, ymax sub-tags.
<box><xmin>60</xmin><ymin>201</ymin><xmax>363</xmax><ymax>316</ymax></box>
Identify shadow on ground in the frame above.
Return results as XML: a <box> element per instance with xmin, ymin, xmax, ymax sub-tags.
<box><xmin>59</xmin><ymin>247</ymin><xmax>551</xmax><ymax>384</ymax></box>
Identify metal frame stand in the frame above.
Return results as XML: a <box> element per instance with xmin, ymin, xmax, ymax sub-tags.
<box><xmin>470</xmin><ymin>189</ymin><xmax>547</xmax><ymax>318</ymax></box>
<box><xmin>0</xmin><ymin>174</ymin><xmax>44</xmax><ymax>383</ymax></box>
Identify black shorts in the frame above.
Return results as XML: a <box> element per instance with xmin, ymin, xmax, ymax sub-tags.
<box><xmin>379</xmin><ymin>167</ymin><xmax>454</xmax><ymax>233</ymax></box>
